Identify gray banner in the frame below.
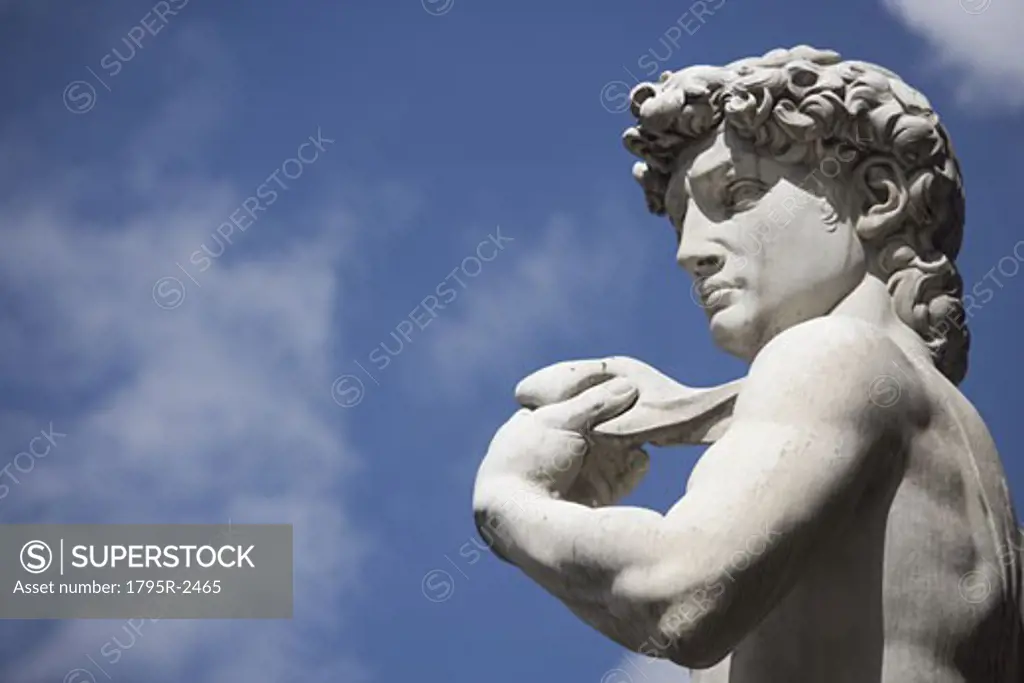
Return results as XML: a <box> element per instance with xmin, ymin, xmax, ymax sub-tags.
<box><xmin>0</xmin><ymin>524</ymin><xmax>292</xmax><ymax>618</ymax></box>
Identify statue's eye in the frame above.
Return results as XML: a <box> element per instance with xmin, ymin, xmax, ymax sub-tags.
<box><xmin>726</xmin><ymin>180</ymin><xmax>767</xmax><ymax>212</ymax></box>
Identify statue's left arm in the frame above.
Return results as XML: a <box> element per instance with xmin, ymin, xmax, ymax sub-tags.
<box><xmin>473</xmin><ymin>318</ymin><xmax>918</xmax><ymax>668</ymax></box>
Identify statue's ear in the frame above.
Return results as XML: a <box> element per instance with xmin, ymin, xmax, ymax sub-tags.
<box><xmin>852</xmin><ymin>156</ymin><xmax>911</xmax><ymax>241</ymax></box>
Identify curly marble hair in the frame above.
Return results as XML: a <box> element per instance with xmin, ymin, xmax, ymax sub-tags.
<box><xmin>624</xmin><ymin>45</ymin><xmax>969</xmax><ymax>384</ymax></box>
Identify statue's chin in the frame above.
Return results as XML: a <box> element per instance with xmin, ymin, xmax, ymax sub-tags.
<box><xmin>708</xmin><ymin>304</ymin><xmax>761</xmax><ymax>361</ymax></box>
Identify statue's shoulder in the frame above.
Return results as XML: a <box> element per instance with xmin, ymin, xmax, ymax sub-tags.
<box><xmin>758</xmin><ymin>316</ymin><xmax>904</xmax><ymax>369</ymax></box>
<box><xmin>744</xmin><ymin>316</ymin><xmax>917</xmax><ymax>419</ymax></box>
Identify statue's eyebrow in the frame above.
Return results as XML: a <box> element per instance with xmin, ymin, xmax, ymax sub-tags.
<box><xmin>674</xmin><ymin>158</ymin><xmax>737</xmax><ymax>227</ymax></box>
<box><xmin>669</xmin><ymin>153</ymin><xmax>737</xmax><ymax>229</ymax></box>
<box><xmin>686</xmin><ymin>156</ymin><xmax>736</xmax><ymax>190</ymax></box>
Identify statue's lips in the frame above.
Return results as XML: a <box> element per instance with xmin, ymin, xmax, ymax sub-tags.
<box><xmin>699</xmin><ymin>286</ymin><xmax>739</xmax><ymax>314</ymax></box>
<box><xmin>594</xmin><ymin>378</ymin><xmax>743</xmax><ymax>446</ymax></box>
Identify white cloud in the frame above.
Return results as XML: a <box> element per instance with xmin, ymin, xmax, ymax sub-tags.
<box><xmin>607</xmin><ymin>653</ymin><xmax>690</xmax><ymax>683</ymax></box>
<box><xmin>0</xmin><ymin>167</ymin><xmax>368</xmax><ymax>683</ymax></box>
<box><xmin>0</xmin><ymin>28</ymin><xmax>372</xmax><ymax>683</ymax></box>
<box><xmin>419</xmin><ymin>205</ymin><xmax>653</xmax><ymax>399</ymax></box>
<box><xmin>883</xmin><ymin>0</ymin><xmax>1024</xmax><ymax>107</ymax></box>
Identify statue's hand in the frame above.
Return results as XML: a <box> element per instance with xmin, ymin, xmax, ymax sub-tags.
<box><xmin>562</xmin><ymin>435</ymin><xmax>650</xmax><ymax>508</ymax></box>
<box><xmin>517</xmin><ymin>356</ymin><xmax>741</xmax><ymax>448</ymax></box>
<box><xmin>487</xmin><ymin>356</ymin><xmax>739</xmax><ymax>509</ymax></box>
<box><xmin>515</xmin><ymin>355</ymin><xmax>692</xmax><ymax>409</ymax></box>
<box><xmin>511</xmin><ymin>357</ymin><xmax>682</xmax><ymax>507</ymax></box>
<box><xmin>476</xmin><ymin>377</ymin><xmax>643</xmax><ymax>509</ymax></box>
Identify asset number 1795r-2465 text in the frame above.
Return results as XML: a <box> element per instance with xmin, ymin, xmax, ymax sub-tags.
<box><xmin>126</xmin><ymin>579</ymin><xmax>221</xmax><ymax>594</ymax></box>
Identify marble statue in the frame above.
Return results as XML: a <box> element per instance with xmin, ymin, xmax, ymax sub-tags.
<box><xmin>472</xmin><ymin>46</ymin><xmax>1023</xmax><ymax>682</ymax></box>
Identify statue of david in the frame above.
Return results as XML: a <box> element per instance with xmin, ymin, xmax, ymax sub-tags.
<box><xmin>472</xmin><ymin>46</ymin><xmax>1023</xmax><ymax>682</ymax></box>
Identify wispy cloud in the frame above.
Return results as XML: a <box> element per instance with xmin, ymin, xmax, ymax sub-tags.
<box><xmin>0</xmin><ymin>27</ymin><xmax>371</xmax><ymax>683</ymax></box>
<box><xmin>883</xmin><ymin>0</ymin><xmax>1024</xmax><ymax>108</ymax></box>
<box><xmin>417</xmin><ymin>204</ymin><xmax>653</xmax><ymax>399</ymax></box>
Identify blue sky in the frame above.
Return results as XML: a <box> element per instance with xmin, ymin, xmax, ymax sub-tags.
<box><xmin>0</xmin><ymin>1</ymin><xmax>1022</xmax><ymax>681</ymax></box>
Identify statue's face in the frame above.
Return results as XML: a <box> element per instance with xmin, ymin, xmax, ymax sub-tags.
<box><xmin>666</xmin><ymin>127</ymin><xmax>867</xmax><ymax>360</ymax></box>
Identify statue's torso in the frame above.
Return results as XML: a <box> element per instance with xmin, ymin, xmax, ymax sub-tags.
<box><xmin>693</xmin><ymin>361</ymin><xmax>1022</xmax><ymax>683</ymax></box>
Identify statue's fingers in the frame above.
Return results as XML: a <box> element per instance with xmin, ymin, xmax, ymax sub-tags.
<box><xmin>515</xmin><ymin>359</ymin><xmax>617</xmax><ymax>408</ymax></box>
<box><xmin>597</xmin><ymin>356</ymin><xmax>678</xmax><ymax>386</ymax></box>
<box><xmin>534</xmin><ymin>378</ymin><xmax>638</xmax><ymax>432</ymax></box>
<box><xmin>571</xmin><ymin>445</ymin><xmax>649</xmax><ymax>507</ymax></box>
<box><xmin>516</xmin><ymin>356</ymin><xmax>687</xmax><ymax>409</ymax></box>
<box><xmin>593</xmin><ymin>403</ymin><xmax>670</xmax><ymax>437</ymax></box>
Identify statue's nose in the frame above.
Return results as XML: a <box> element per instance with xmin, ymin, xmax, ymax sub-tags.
<box><xmin>675</xmin><ymin>210</ymin><xmax>726</xmax><ymax>277</ymax></box>
<box><xmin>676</xmin><ymin>249</ymin><xmax>724</xmax><ymax>279</ymax></box>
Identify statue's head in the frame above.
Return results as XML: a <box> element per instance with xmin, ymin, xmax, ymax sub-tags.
<box><xmin>624</xmin><ymin>46</ymin><xmax>969</xmax><ymax>384</ymax></box>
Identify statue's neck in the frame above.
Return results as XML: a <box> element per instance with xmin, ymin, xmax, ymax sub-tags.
<box><xmin>827</xmin><ymin>274</ymin><xmax>934</xmax><ymax>368</ymax></box>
